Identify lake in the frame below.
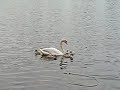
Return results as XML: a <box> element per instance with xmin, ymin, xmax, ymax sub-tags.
<box><xmin>0</xmin><ymin>0</ymin><xmax>120</xmax><ymax>90</ymax></box>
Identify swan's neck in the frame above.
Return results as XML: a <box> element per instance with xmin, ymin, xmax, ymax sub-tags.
<box><xmin>60</xmin><ymin>41</ymin><xmax>65</xmax><ymax>53</ymax></box>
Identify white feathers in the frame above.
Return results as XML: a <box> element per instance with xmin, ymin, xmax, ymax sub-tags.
<box><xmin>40</xmin><ymin>48</ymin><xmax>64</xmax><ymax>55</ymax></box>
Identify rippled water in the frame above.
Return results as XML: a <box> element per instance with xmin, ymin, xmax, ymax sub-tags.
<box><xmin>0</xmin><ymin>0</ymin><xmax>120</xmax><ymax>90</ymax></box>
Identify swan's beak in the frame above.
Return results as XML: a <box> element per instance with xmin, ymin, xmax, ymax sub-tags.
<box><xmin>65</xmin><ymin>42</ymin><xmax>68</xmax><ymax>45</ymax></box>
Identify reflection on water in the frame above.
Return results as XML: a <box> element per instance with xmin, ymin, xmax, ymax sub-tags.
<box><xmin>0</xmin><ymin>0</ymin><xmax>120</xmax><ymax>90</ymax></box>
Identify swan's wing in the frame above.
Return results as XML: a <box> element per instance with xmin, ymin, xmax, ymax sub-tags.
<box><xmin>38</xmin><ymin>48</ymin><xmax>50</xmax><ymax>55</ymax></box>
<box><xmin>42</xmin><ymin>48</ymin><xmax>63</xmax><ymax>55</ymax></box>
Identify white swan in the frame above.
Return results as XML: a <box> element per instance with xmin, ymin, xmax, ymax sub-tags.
<box><xmin>35</xmin><ymin>40</ymin><xmax>68</xmax><ymax>57</ymax></box>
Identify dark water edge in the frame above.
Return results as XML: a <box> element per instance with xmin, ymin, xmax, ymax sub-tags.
<box><xmin>0</xmin><ymin>0</ymin><xmax>120</xmax><ymax>90</ymax></box>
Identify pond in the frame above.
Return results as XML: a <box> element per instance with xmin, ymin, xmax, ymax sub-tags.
<box><xmin>0</xmin><ymin>0</ymin><xmax>120</xmax><ymax>90</ymax></box>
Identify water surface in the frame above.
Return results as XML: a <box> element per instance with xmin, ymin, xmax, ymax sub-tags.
<box><xmin>0</xmin><ymin>0</ymin><xmax>120</xmax><ymax>90</ymax></box>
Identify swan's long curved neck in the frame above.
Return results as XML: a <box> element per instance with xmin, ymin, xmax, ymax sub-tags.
<box><xmin>60</xmin><ymin>41</ymin><xmax>65</xmax><ymax>53</ymax></box>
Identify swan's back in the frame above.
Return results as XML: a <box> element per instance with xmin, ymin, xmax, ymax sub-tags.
<box><xmin>42</xmin><ymin>47</ymin><xmax>63</xmax><ymax>55</ymax></box>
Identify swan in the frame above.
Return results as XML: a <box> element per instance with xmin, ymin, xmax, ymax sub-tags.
<box><xmin>35</xmin><ymin>39</ymin><xmax>68</xmax><ymax>57</ymax></box>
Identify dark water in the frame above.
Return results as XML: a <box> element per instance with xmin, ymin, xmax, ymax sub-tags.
<box><xmin>0</xmin><ymin>0</ymin><xmax>120</xmax><ymax>90</ymax></box>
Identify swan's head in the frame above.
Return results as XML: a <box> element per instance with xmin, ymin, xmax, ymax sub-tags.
<box><xmin>61</xmin><ymin>39</ymin><xmax>68</xmax><ymax>45</ymax></box>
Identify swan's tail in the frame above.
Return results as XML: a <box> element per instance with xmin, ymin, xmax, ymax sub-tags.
<box><xmin>35</xmin><ymin>48</ymin><xmax>43</xmax><ymax>56</ymax></box>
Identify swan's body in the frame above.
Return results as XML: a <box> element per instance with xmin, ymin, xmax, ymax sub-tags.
<box><xmin>39</xmin><ymin>48</ymin><xmax>64</xmax><ymax>56</ymax></box>
<box><xmin>35</xmin><ymin>40</ymin><xmax>68</xmax><ymax>57</ymax></box>
<box><xmin>35</xmin><ymin>39</ymin><xmax>75</xmax><ymax>61</ymax></box>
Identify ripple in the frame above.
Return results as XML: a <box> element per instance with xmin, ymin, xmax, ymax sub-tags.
<box><xmin>63</xmin><ymin>72</ymin><xmax>99</xmax><ymax>87</ymax></box>
<box><xmin>90</xmin><ymin>74</ymin><xmax>120</xmax><ymax>80</ymax></box>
